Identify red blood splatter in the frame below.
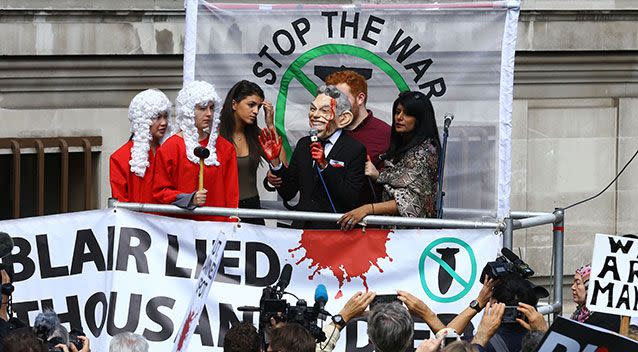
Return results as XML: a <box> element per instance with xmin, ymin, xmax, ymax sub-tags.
<box><xmin>177</xmin><ymin>310</ymin><xmax>197</xmax><ymax>351</ymax></box>
<box><xmin>329</xmin><ymin>98</ymin><xmax>337</xmax><ymax>121</ymax></box>
<box><xmin>289</xmin><ymin>229</ymin><xmax>393</xmax><ymax>299</ymax></box>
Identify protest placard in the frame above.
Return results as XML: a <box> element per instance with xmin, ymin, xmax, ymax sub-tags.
<box><xmin>587</xmin><ymin>234</ymin><xmax>638</xmax><ymax>317</ymax></box>
<box><xmin>535</xmin><ymin>316</ymin><xmax>638</xmax><ymax>352</ymax></box>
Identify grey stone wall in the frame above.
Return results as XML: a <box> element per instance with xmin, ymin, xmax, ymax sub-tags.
<box><xmin>2</xmin><ymin>0</ymin><xmax>638</xmax><ymax>313</ymax></box>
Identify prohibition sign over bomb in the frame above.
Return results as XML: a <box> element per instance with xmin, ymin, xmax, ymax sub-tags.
<box><xmin>252</xmin><ymin>11</ymin><xmax>446</xmax><ymax>97</ymax></box>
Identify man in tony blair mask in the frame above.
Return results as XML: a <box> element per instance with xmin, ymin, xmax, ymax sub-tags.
<box><xmin>260</xmin><ymin>85</ymin><xmax>366</xmax><ymax>229</ymax></box>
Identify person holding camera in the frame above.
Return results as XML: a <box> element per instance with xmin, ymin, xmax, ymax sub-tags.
<box><xmin>443</xmin><ymin>277</ymin><xmax>497</xmax><ymax>336</ymax></box>
<box><xmin>316</xmin><ymin>293</ymin><xmax>414</xmax><ymax>352</ymax></box>
<box><xmin>470</xmin><ymin>301</ymin><xmax>547</xmax><ymax>352</ymax></box>
<box><xmin>316</xmin><ymin>291</ymin><xmax>376</xmax><ymax>352</ymax></box>
<box><xmin>396</xmin><ymin>290</ymin><xmax>445</xmax><ymax>333</ymax></box>
<box><xmin>367</xmin><ymin>301</ymin><xmax>415</xmax><ymax>352</ymax></box>
<box><xmin>470</xmin><ymin>274</ymin><xmax>546</xmax><ymax>352</ymax></box>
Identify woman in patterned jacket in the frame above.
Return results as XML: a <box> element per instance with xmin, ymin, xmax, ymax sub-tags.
<box><xmin>338</xmin><ymin>91</ymin><xmax>440</xmax><ymax>230</ymax></box>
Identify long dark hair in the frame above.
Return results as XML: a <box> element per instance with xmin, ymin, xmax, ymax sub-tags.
<box><xmin>219</xmin><ymin>80</ymin><xmax>266</xmax><ymax>165</ymax></box>
<box><xmin>384</xmin><ymin>91</ymin><xmax>441</xmax><ymax>162</ymax></box>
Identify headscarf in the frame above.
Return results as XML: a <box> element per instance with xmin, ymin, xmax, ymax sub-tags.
<box><xmin>127</xmin><ymin>89</ymin><xmax>172</xmax><ymax>177</ymax></box>
<box><xmin>571</xmin><ymin>264</ymin><xmax>592</xmax><ymax>323</ymax></box>
<box><xmin>174</xmin><ymin>81</ymin><xmax>222</xmax><ymax>166</ymax></box>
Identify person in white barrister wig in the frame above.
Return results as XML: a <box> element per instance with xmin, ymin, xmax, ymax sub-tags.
<box><xmin>152</xmin><ymin>80</ymin><xmax>239</xmax><ymax>221</ymax></box>
<box><xmin>110</xmin><ymin>88</ymin><xmax>172</xmax><ymax>203</ymax></box>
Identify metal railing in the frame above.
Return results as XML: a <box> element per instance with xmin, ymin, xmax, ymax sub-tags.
<box><xmin>109</xmin><ymin>199</ymin><xmax>565</xmax><ymax>317</ymax></box>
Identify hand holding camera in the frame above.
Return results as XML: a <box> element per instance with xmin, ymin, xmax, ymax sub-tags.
<box><xmin>516</xmin><ymin>302</ymin><xmax>548</xmax><ymax>332</ymax></box>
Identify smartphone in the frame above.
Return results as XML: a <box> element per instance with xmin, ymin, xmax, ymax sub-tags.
<box><xmin>502</xmin><ymin>306</ymin><xmax>524</xmax><ymax>323</ymax></box>
<box><xmin>370</xmin><ymin>294</ymin><xmax>399</xmax><ymax>308</ymax></box>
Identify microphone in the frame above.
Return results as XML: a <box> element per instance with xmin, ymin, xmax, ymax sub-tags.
<box><xmin>443</xmin><ymin>113</ymin><xmax>454</xmax><ymax>130</ymax></box>
<box><xmin>309</xmin><ymin>128</ymin><xmax>319</xmax><ymax>143</ymax></box>
<box><xmin>237</xmin><ymin>306</ymin><xmax>261</xmax><ymax>312</ymax></box>
<box><xmin>0</xmin><ymin>232</ymin><xmax>14</xmax><ymax>259</ymax></box>
<box><xmin>276</xmin><ymin>264</ymin><xmax>293</xmax><ymax>292</ymax></box>
<box><xmin>501</xmin><ymin>247</ymin><xmax>534</xmax><ymax>278</ymax></box>
<box><xmin>314</xmin><ymin>284</ymin><xmax>328</xmax><ymax>310</ymax></box>
<box><xmin>314</xmin><ymin>284</ymin><xmax>329</xmax><ymax>320</ymax></box>
<box><xmin>34</xmin><ymin>309</ymin><xmax>60</xmax><ymax>340</ymax></box>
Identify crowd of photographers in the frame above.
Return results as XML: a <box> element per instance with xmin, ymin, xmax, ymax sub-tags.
<box><xmin>0</xmin><ymin>239</ymin><xmax>625</xmax><ymax>352</ymax></box>
<box><xmin>0</xmin><ymin>306</ymin><xmax>149</xmax><ymax>352</ymax></box>
<box><xmin>224</xmin><ymin>272</ymin><xmax>550</xmax><ymax>352</ymax></box>
<box><xmin>0</xmin><ymin>260</ymin><xmax>152</xmax><ymax>352</ymax></box>
<box><xmin>0</xmin><ymin>272</ymin><xmax>550</xmax><ymax>352</ymax></box>
<box><xmin>222</xmin><ymin>247</ymin><xmax>624</xmax><ymax>352</ymax></box>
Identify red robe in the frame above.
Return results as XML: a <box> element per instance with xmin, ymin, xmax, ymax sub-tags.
<box><xmin>153</xmin><ymin>134</ymin><xmax>239</xmax><ymax>222</ymax></box>
<box><xmin>109</xmin><ymin>140</ymin><xmax>156</xmax><ymax>203</ymax></box>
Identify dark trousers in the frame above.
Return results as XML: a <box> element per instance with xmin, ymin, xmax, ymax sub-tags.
<box><xmin>239</xmin><ymin>195</ymin><xmax>265</xmax><ymax>226</ymax></box>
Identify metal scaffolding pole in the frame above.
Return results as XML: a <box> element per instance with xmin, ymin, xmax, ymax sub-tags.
<box><xmin>503</xmin><ymin>217</ymin><xmax>514</xmax><ymax>249</ymax></box>
<box><xmin>110</xmin><ymin>200</ymin><xmax>502</xmax><ymax>230</ymax></box>
<box><xmin>552</xmin><ymin>208</ymin><xmax>565</xmax><ymax>318</ymax></box>
<box><xmin>110</xmin><ymin>199</ymin><xmax>565</xmax><ymax>316</ymax></box>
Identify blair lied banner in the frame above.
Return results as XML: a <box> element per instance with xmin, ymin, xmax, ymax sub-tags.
<box><xmin>0</xmin><ymin>209</ymin><xmax>499</xmax><ymax>351</ymax></box>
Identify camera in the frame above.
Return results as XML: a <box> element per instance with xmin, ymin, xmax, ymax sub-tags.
<box><xmin>69</xmin><ymin>328</ymin><xmax>85</xmax><ymax>350</ymax></box>
<box><xmin>370</xmin><ymin>294</ymin><xmax>399</xmax><ymax>308</ymax></box>
<box><xmin>480</xmin><ymin>247</ymin><xmax>534</xmax><ymax>284</ymax></box>
<box><xmin>502</xmin><ymin>306</ymin><xmax>525</xmax><ymax>324</ymax></box>
<box><xmin>238</xmin><ymin>264</ymin><xmax>327</xmax><ymax>347</ymax></box>
<box><xmin>46</xmin><ymin>336</ymin><xmax>65</xmax><ymax>352</ymax></box>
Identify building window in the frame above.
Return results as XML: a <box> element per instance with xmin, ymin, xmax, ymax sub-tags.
<box><xmin>0</xmin><ymin>137</ymin><xmax>101</xmax><ymax>220</ymax></box>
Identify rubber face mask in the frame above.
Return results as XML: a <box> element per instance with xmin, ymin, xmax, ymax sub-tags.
<box><xmin>308</xmin><ymin>94</ymin><xmax>353</xmax><ymax>139</ymax></box>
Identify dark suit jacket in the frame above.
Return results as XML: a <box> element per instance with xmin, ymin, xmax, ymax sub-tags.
<box><xmin>273</xmin><ymin>132</ymin><xmax>366</xmax><ymax>229</ymax></box>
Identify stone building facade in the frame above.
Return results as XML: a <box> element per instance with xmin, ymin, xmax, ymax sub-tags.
<box><xmin>1</xmin><ymin>0</ymin><xmax>638</xmax><ymax>311</ymax></box>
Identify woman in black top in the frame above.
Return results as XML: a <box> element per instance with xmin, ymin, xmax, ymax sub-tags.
<box><xmin>219</xmin><ymin>80</ymin><xmax>276</xmax><ymax>225</ymax></box>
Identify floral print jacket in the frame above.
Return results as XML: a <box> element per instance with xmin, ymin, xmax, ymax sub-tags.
<box><xmin>377</xmin><ymin>139</ymin><xmax>439</xmax><ymax>218</ymax></box>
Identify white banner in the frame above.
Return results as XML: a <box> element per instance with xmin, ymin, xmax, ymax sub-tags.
<box><xmin>588</xmin><ymin>234</ymin><xmax>638</xmax><ymax>317</ymax></box>
<box><xmin>191</xmin><ymin>1</ymin><xmax>520</xmax><ymax>217</ymax></box>
<box><xmin>0</xmin><ymin>210</ymin><xmax>499</xmax><ymax>351</ymax></box>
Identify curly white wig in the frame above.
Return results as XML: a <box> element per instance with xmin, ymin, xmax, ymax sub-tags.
<box><xmin>128</xmin><ymin>89</ymin><xmax>172</xmax><ymax>177</ymax></box>
<box><xmin>175</xmin><ymin>80</ymin><xmax>222</xmax><ymax>166</ymax></box>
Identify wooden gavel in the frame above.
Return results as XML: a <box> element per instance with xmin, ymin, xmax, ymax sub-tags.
<box><xmin>193</xmin><ymin>146</ymin><xmax>210</xmax><ymax>191</ymax></box>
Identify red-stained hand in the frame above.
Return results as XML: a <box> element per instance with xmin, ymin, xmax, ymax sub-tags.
<box><xmin>310</xmin><ymin>142</ymin><xmax>327</xmax><ymax>169</ymax></box>
<box><xmin>258</xmin><ymin>128</ymin><xmax>282</xmax><ymax>161</ymax></box>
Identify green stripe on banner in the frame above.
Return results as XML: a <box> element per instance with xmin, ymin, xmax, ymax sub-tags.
<box><xmin>425</xmin><ymin>251</ymin><xmax>469</xmax><ymax>287</ymax></box>
<box><xmin>275</xmin><ymin>44</ymin><xmax>411</xmax><ymax>159</ymax></box>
